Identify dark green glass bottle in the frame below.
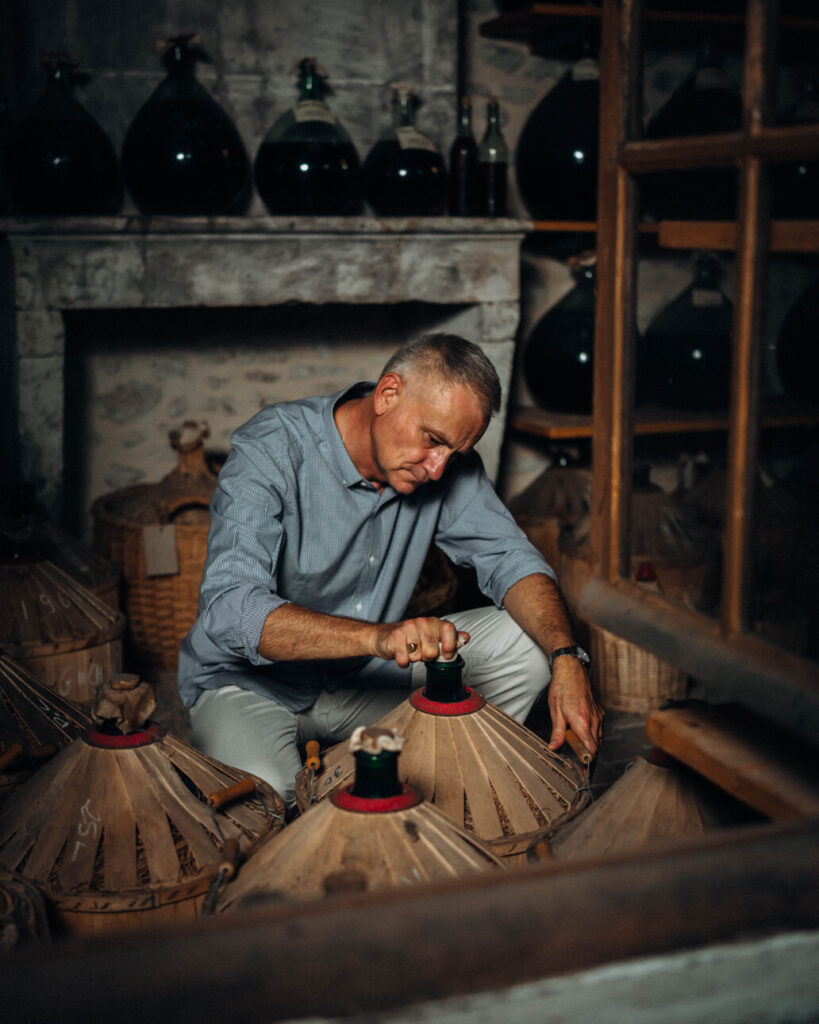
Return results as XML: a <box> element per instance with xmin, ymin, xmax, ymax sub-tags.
<box><xmin>448</xmin><ymin>97</ymin><xmax>478</xmax><ymax>215</ymax></box>
<box><xmin>9</xmin><ymin>53</ymin><xmax>121</xmax><ymax>215</ymax></box>
<box><xmin>477</xmin><ymin>97</ymin><xmax>508</xmax><ymax>217</ymax></box>
<box><xmin>122</xmin><ymin>34</ymin><xmax>251</xmax><ymax>215</ymax></box>
<box><xmin>363</xmin><ymin>84</ymin><xmax>447</xmax><ymax>216</ymax></box>
<box><xmin>254</xmin><ymin>58</ymin><xmax>362</xmax><ymax>215</ymax></box>
<box><xmin>349</xmin><ymin>729</ymin><xmax>404</xmax><ymax>798</ymax></box>
<box><xmin>423</xmin><ymin>654</ymin><xmax>469</xmax><ymax>703</ymax></box>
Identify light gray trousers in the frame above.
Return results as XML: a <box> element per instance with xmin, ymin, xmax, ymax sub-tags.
<box><xmin>189</xmin><ymin>605</ymin><xmax>550</xmax><ymax>809</ymax></box>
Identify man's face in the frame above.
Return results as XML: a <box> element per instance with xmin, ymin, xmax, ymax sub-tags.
<box><xmin>370</xmin><ymin>371</ymin><xmax>489</xmax><ymax>494</ymax></box>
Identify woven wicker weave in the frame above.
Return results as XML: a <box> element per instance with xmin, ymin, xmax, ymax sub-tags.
<box><xmin>92</xmin><ymin>422</ymin><xmax>217</xmax><ymax>671</ymax></box>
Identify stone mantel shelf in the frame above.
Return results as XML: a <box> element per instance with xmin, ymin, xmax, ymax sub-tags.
<box><xmin>0</xmin><ymin>215</ymin><xmax>533</xmax><ymax>236</ymax></box>
<box><xmin>1</xmin><ymin>216</ymin><xmax>530</xmax><ymax>517</ymax></box>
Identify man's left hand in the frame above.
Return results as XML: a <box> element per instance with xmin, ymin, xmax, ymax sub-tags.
<box><xmin>546</xmin><ymin>657</ymin><xmax>604</xmax><ymax>759</ymax></box>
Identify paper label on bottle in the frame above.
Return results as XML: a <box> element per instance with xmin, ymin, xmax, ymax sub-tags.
<box><xmin>142</xmin><ymin>524</ymin><xmax>179</xmax><ymax>577</ymax></box>
<box><xmin>396</xmin><ymin>126</ymin><xmax>438</xmax><ymax>153</ymax></box>
<box><xmin>694</xmin><ymin>67</ymin><xmax>729</xmax><ymax>92</ymax></box>
<box><xmin>691</xmin><ymin>288</ymin><xmax>724</xmax><ymax>307</ymax></box>
<box><xmin>294</xmin><ymin>100</ymin><xmax>336</xmax><ymax>124</ymax></box>
<box><xmin>572</xmin><ymin>58</ymin><xmax>600</xmax><ymax>82</ymax></box>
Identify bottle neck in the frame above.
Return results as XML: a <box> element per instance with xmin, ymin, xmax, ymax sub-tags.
<box><xmin>480</xmin><ymin>102</ymin><xmax>508</xmax><ymax>163</ymax></box>
<box><xmin>350</xmin><ymin>749</ymin><xmax>403</xmax><ymax>798</ymax></box>
<box><xmin>393</xmin><ymin>91</ymin><xmax>416</xmax><ymax>128</ymax></box>
<box><xmin>456</xmin><ymin>100</ymin><xmax>473</xmax><ymax>138</ymax></box>
<box><xmin>299</xmin><ymin>63</ymin><xmax>321</xmax><ymax>101</ymax></box>
<box><xmin>423</xmin><ymin>655</ymin><xmax>468</xmax><ymax>703</ymax></box>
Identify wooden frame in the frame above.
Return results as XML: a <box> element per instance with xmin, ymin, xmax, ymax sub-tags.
<box><xmin>586</xmin><ymin>0</ymin><xmax>819</xmax><ymax>740</ymax></box>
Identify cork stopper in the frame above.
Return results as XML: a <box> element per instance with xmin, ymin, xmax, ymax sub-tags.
<box><xmin>92</xmin><ymin>674</ymin><xmax>156</xmax><ymax>734</ymax></box>
<box><xmin>349</xmin><ymin>726</ymin><xmax>405</xmax><ymax>755</ymax></box>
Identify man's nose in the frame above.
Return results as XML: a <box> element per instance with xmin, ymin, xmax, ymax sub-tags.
<box><xmin>423</xmin><ymin>448</ymin><xmax>449</xmax><ymax>480</ymax></box>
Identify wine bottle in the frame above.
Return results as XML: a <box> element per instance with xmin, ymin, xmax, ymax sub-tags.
<box><xmin>477</xmin><ymin>96</ymin><xmax>508</xmax><ymax>217</ymax></box>
<box><xmin>771</xmin><ymin>71</ymin><xmax>819</xmax><ymax>220</ymax></box>
<box><xmin>254</xmin><ymin>57</ymin><xmax>363</xmax><ymax>216</ymax></box>
<box><xmin>448</xmin><ymin>97</ymin><xmax>478</xmax><ymax>215</ymax></box>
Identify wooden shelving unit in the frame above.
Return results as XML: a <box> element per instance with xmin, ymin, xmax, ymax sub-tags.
<box><xmin>511</xmin><ymin>400</ymin><xmax>819</xmax><ymax>441</ymax></box>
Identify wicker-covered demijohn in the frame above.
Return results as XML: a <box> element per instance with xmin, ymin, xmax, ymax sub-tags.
<box><xmin>0</xmin><ymin>653</ymin><xmax>91</xmax><ymax>800</ymax></box>
<box><xmin>219</xmin><ymin>726</ymin><xmax>502</xmax><ymax>911</ymax></box>
<box><xmin>0</xmin><ymin>513</ymin><xmax>120</xmax><ymax>609</ymax></box>
<box><xmin>92</xmin><ymin>421</ymin><xmax>218</xmax><ymax>671</ymax></box>
<box><xmin>549</xmin><ymin>749</ymin><xmax>726</xmax><ymax>862</ymax></box>
<box><xmin>295</xmin><ymin>655</ymin><xmax>590</xmax><ymax>863</ymax></box>
<box><xmin>0</xmin><ymin>674</ymin><xmax>285</xmax><ymax>935</ymax></box>
<box><xmin>0</xmin><ymin>558</ymin><xmax>125</xmax><ymax>706</ymax></box>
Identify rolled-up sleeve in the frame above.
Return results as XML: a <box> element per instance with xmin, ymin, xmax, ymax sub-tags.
<box><xmin>435</xmin><ymin>455</ymin><xmax>556</xmax><ymax>608</ymax></box>
<box><xmin>198</xmin><ymin>437</ymin><xmax>292</xmax><ymax>665</ymax></box>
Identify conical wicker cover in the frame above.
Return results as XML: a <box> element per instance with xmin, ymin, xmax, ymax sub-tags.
<box><xmin>0</xmin><ymin>654</ymin><xmax>91</xmax><ymax>797</ymax></box>
<box><xmin>91</xmin><ymin>422</ymin><xmax>217</xmax><ymax>671</ymax></box>
<box><xmin>295</xmin><ymin>691</ymin><xmax>589</xmax><ymax>859</ymax></box>
<box><xmin>0</xmin><ymin>514</ymin><xmax>120</xmax><ymax>609</ymax></box>
<box><xmin>219</xmin><ymin>785</ymin><xmax>501</xmax><ymax>910</ymax></box>
<box><xmin>550</xmin><ymin>754</ymin><xmax>719</xmax><ymax>861</ymax></box>
<box><xmin>0</xmin><ymin>561</ymin><xmax>125</xmax><ymax>704</ymax></box>
<box><xmin>0</xmin><ymin>724</ymin><xmax>284</xmax><ymax>934</ymax></box>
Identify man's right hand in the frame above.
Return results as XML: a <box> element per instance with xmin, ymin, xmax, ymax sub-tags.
<box><xmin>372</xmin><ymin>617</ymin><xmax>469</xmax><ymax>668</ymax></box>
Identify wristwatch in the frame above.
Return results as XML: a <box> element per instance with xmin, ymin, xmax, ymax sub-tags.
<box><xmin>548</xmin><ymin>645</ymin><xmax>591</xmax><ymax>671</ymax></box>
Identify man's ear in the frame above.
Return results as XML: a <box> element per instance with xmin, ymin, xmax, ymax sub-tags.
<box><xmin>373</xmin><ymin>372</ymin><xmax>404</xmax><ymax>415</ymax></box>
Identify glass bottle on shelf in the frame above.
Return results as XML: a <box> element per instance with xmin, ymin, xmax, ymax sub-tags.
<box><xmin>448</xmin><ymin>97</ymin><xmax>478</xmax><ymax>215</ymax></box>
<box><xmin>771</xmin><ymin>70</ymin><xmax>819</xmax><ymax>220</ymax></box>
<box><xmin>515</xmin><ymin>40</ymin><xmax>599</xmax><ymax>221</ymax></box>
<box><xmin>523</xmin><ymin>252</ymin><xmax>598</xmax><ymax>415</ymax></box>
<box><xmin>121</xmin><ymin>34</ymin><xmax>251</xmax><ymax>216</ymax></box>
<box><xmin>8</xmin><ymin>52</ymin><xmax>121</xmax><ymax>215</ymax></box>
<box><xmin>254</xmin><ymin>57</ymin><xmax>363</xmax><ymax>216</ymax></box>
<box><xmin>637</xmin><ymin>252</ymin><xmax>733</xmax><ymax>412</ymax></box>
<box><xmin>363</xmin><ymin>83</ymin><xmax>447</xmax><ymax>216</ymax></box>
<box><xmin>641</xmin><ymin>39</ymin><xmax>741</xmax><ymax>222</ymax></box>
<box><xmin>776</xmin><ymin>278</ymin><xmax>819</xmax><ymax>404</ymax></box>
<box><xmin>477</xmin><ymin>96</ymin><xmax>508</xmax><ymax>217</ymax></box>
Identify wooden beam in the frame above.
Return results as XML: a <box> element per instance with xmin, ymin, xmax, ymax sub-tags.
<box><xmin>645</xmin><ymin>705</ymin><xmax>819</xmax><ymax>821</ymax></box>
<box><xmin>5</xmin><ymin>817</ymin><xmax>819</xmax><ymax>1024</ymax></box>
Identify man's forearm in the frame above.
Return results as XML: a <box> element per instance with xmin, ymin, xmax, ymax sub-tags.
<box><xmin>258</xmin><ymin>603</ymin><xmax>380</xmax><ymax>661</ymax></box>
<box><xmin>502</xmin><ymin>572</ymin><xmax>577</xmax><ymax>654</ymax></box>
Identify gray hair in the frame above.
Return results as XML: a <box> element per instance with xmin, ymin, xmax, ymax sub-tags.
<box><xmin>380</xmin><ymin>333</ymin><xmax>501</xmax><ymax>419</ymax></box>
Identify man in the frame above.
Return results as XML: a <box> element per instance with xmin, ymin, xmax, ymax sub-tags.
<box><xmin>178</xmin><ymin>333</ymin><xmax>603</xmax><ymax>809</ymax></box>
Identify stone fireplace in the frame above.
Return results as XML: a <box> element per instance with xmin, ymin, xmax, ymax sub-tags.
<box><xmin>1</xmin><ymin>215</ymin><xmax>529</xmax><ymax>532</ymax></box>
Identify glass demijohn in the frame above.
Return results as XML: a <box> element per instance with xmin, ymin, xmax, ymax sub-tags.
<box><xmin>363</xmin><ymin>83</ymin><xmax>447</xmax><ymax>216</ymax></box>
<box><xmin>9</xmin><ymin>52</ymin><xmax>121</xmax><ymax>215</ymax></box>
<box><xmin>254</xmin><ymin>57</ymin><xmax>363</xmax><ymax>215</ymax></box>
<box><xmin>121</xmin><ymin>34</ymin><xmax>251</xmax><ymax>216</ymax></box>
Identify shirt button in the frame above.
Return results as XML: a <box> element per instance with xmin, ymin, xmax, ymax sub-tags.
<box><xmin>369</xmin><ymin>555</ymin><xmax>376</xmax><ymax>564</ymax></box>
<box><xmin>355</xmin><ymin>602</ymin><xmax>363</xmax><ymax>612</ymax></box>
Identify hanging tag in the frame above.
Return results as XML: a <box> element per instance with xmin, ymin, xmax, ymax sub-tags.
<box><xmin>142</xmin><ymin>524</ymin><xmax>180</xmax><ymax>577</ymax></box>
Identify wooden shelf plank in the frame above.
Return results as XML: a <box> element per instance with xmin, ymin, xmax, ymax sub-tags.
<box><xmin>509</xmin><ymin>401</ymin><xmax>819</xmax><ymax>440</ymax></box>
<box><xmin>531</xmin><ymin>220</ymin><xmax>659</xmax><ymax>234</ymax></box>
<box><xmin>657</xmin><ymin>219</ymin><xmax>819</xmax><ymax>252</ymax></box>
<box><xmin>645</xmin><ymin>705</ymin><xmax>819</xmax><ymax>821</ymax></box>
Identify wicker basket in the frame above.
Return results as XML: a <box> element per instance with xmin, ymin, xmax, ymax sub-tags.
<box><xmin>589</xmin><ymin>621</ymin><xmax>689</xmax><ymax>714</ymax></box>
<box><xmin>92</xmin><ymin>422</ymin><xmax>218</xmax><ymax>672</ymax></box>
<box><xmin>0</xmin><ymin>561</ymin><xmax>125</xmax><ymax>705</ymax></box>
<box><xmin>510</xmin><ymin>463</ymin><xmax>592</xmax><ymax>572</ymax></box>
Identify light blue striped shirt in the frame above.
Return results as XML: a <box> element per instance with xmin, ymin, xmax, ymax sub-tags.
<box><xmin>177</xmin><ymin>383</ymin><xmax>554</xmax><ymax>711</ymax></box>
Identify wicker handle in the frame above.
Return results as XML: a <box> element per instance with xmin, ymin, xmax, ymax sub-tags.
<box><xmin>206</xmin><ymin>776</ymin><xmax>256</xmax><ymax>809</ymax></box>
<box><xmin>565</xmin><ymin>729</ymin><xmax>593</xmax><ymax>764</ymax></box>
<box><xmin>163</xmin><ymin>495</ymin><xmax>212</xmax><ymax>522</ymax></box>
<box><xmin>305</xmin><ymin>740</ymin><xmax>321</xmax><ymax>772</ymax></box>
<box><xmin>0</xmin><ymin>742</ymin><xmax>24</xmax><ymax>772</ymax></box>
<box><xmin>217</xmin><ymin>838</ymin><xmax>241</xmax><ymax>879</ymax></box>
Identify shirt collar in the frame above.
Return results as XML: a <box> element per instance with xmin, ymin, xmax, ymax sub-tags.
<box><xmin>325</xmin><ymin>381</ymin><xmax>376</xmax><ymax>490</ymax></box>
